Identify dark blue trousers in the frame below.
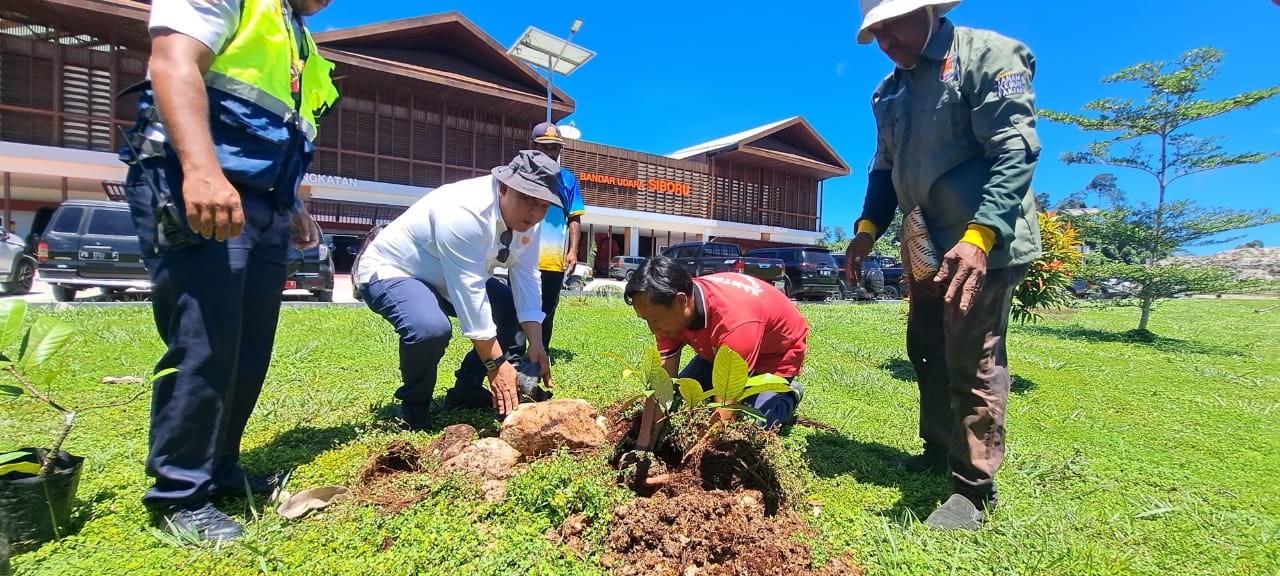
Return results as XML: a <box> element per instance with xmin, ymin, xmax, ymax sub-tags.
<box><xmin>360</xmin><ymin>276</ymin><xmax>523</xmax><ymax>403</ymax></box>
<box><xmin>124</xmin><ymin>161</ymin><xmax>291</xmax><ymax>509</ymax></box>
<box><xmin>679</xmin><ymin>356</ymin><xmax>800</xmax><ymax>428</ymax></box>
<box><xmin>539</xmin><ymin>270</ymin><xmax>565</xmax><ymax>349</ymax></box>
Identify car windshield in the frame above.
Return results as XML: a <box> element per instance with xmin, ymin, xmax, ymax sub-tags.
<box><xmin>801</xmin><ymin>249</ymin><xmax>835</xmax><ymax>265</ymax></box>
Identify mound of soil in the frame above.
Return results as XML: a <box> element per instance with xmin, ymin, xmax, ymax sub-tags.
<box><xmin>601</xmin><ymin>490</ymin><xmax>859</xmax><ymax>576</ymax></box>
<box><xmin>600</xmin><ymin>400</ymin><xmax>861</xmax><ymax>575</ymax></box>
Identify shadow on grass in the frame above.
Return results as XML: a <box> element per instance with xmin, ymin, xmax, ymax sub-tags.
<box><xmin>880</xmin><ymin>358</ymin><xmax>915</xmax><ymax>383</ymax></box>
<box><xmin>803</xmin><ymin>431</ymin><xmax>951</xmax><ymax>521</ymax></box>
<box><xmin>1015</xmin><ymin>324</ymin><xmax>1239</xmax><ymax>356</ymax></box>
<box><xmin>548</xmin><ymin>348</ymin><xmax>577</xmax><ymax>365</ymax></box>
<box><xmin>881</xmin><ymin>358</ymin><xmax>1038</xmax><ymax>394</ymax></box>
<box><xmin>240</xmin><ymin>424</ymin><xmax>362</xmax><ymax>474</ymax></box>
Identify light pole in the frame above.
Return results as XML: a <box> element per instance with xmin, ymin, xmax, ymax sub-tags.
<box><xmin>544</xmin><ymin>19</ymin><xmax>583</xmax><ymax>123</ymax></box>
<box><xmin>507</xmin><ymin>21</ymin><xmax>595</xmax><ymax>125</ymax></box>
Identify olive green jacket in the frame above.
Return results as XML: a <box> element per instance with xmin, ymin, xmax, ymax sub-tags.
<box><xmin>858</xmin><ymin>19</ymin><xmax>1042</xmax><ymax>269</ymax></box>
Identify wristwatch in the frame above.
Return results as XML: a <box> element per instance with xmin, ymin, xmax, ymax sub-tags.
<box><xmin>482</xmin><ymin>354</ymin><xmax>510</xmax><ymax>374</ymax></box>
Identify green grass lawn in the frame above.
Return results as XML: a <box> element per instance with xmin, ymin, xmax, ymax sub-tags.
<box><xmin>2</xmin><ymin>297</ymin><xmax>1278</xmax><ymax>575</ymax></box>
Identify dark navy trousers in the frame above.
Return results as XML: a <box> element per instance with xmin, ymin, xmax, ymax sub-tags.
<box><xmin>679</xmin><ymin>355</ymin><xmax>799</xmax><ymax>428</ymax></box>
<box><xmin>124</xmin><ymin>160</ymin><xmax>291</xmax><ymax>509</ymax></box>
<box><xmin>538</xmin><ymin>270</ymin><xmax>565</xmax><ymax>349</ymax></box>
<box><xmin>360</xmin><ymin>276</ymin><xmax>523</xmax><ymax>403</ymax></box>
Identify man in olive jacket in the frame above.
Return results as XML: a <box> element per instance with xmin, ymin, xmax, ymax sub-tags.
<box><xmin>845</xmin><ymin>0</ymin><xmax>1042</xmax><ymax>530</ymax></box>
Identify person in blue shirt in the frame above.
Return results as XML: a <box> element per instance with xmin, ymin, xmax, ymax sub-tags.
<box><xmin>528</xmin><ymin>122</ymin><xmax>586</xmax><ymax>348</ymax></box>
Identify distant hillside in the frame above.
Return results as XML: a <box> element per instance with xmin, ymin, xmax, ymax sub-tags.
<box><xmin>1162</xmin><ymin>247</ymin><xmax>1280</xmax><ymax>280</ymax></box>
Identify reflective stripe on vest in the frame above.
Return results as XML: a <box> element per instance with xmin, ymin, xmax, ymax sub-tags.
<box><xmin>203</xmin><ymin>71</ymin><xmax>317</xmax><ymax>141</ymax></box>
<box><xmin>203</xmin><ymin>0</ymin><xmax>338</xmax><ymax>142</ymax></box>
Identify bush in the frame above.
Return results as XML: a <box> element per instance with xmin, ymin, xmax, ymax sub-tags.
<box><xmin>1012</xmin><ymin>211</ymin><xmax>1084</xmax><ymax>323</ymax></box>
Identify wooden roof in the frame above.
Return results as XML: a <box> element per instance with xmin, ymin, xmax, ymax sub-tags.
<box><xmin>314</xmin><ymin>12</ymin><xmax>575</xmax><ymax>120</ymax></box>
<box><xmin>669</xmin><ymin>117</ymin><xmax>850</xmax><ymax>179</ymax></box>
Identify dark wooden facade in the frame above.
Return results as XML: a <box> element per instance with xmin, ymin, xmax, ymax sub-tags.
<box><xmin>1</xmin><ymin>1</ymin><xmax>841</xmax><ymax>237</ymax></box>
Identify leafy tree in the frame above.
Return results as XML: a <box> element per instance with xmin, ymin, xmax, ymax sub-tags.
<box><xmin>871</xmin><ymin>212</ymin><xmax>903</xmax><ymax>261</ymax></box>
<box><xmin>1043</xmin><ymin>47</ymin><xmax>1279</xmax><ymax>331</ymax></box>
<box><xmin>1034</xmin><ymin>191</ymin><xmax>1052</xmax><ymax>213</ymax></box>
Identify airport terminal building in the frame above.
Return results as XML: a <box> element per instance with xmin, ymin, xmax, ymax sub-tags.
<box><xmin>0</xmin><ymin>1</ymin><xmax>849</xmax><ymax>273</ymax></box>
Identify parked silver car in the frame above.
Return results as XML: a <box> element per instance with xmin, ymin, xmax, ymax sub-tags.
<box><xmin>0</xmin><ymin>227</ymin><xmax>38</xmax><ymax>295</ymax></box>
<box><xmin>608</xmin><ymin>255</ymin><xmax>645</xmax><ymax>280</ymax></box>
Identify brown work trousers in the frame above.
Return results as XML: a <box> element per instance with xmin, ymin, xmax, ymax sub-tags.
<box><xmin>906</xmin><ymin>264</ymin><xmax>1028</xmax><ymax>503</ymax></box>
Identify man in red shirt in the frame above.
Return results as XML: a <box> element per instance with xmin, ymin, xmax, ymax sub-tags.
<box><xmin>624</xmin><ymin>255</ymin><xmax>809</xmax><ymax>448</ymax></box>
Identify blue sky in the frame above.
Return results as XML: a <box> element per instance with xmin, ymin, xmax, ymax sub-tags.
<box><xmin>308</xmin><ymin>1</ymin><xmax>1280</xmax><ymax>255</ymax></box>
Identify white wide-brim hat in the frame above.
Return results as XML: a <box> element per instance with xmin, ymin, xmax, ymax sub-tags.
<box><xmin>856</xmin><ymin>0</ymin><xmax>961</xmax><ymax>44</ymax></box>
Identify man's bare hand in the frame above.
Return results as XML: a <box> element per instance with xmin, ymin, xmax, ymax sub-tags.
<box><xmin>183</xmin><ymin>171</ymin><xmax>243</xmax><ymax>241</ymax></box>
<box><xmin>933</xmin><ymin>242</ymin><xmax>987</xmax><ymax>314</ymax></box>
<box><xmin>564</xmin><ymin>253</ymin><xmax>578</xmax><ymax>276</ymax></box>
<box><xmin>527</xmin><ymin>343</ymin><xmax>553</xmax><ymax>388</ymax></box>
<box><xmin>290</xmin><ymin>205</ymin><xmax>320</xmax><ymax>250</ymax></box>
<box><xmin>844</xmin><ymin>232</ymin><xmax>875</xmax><ymax>285</ymax></box>
<box><xmin>488</xmin><ymin>362</ymin><xmax>519</xmax><ymax>417</ymax></box>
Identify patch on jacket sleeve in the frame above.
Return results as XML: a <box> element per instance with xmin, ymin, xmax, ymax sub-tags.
<box><xmin>994</xmin><ymin>71</ymin><xmax>1028</xmax><ymax>98</ymax></box>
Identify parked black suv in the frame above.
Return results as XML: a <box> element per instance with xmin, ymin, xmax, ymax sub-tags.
<box><xmin>38</xmin><ymin>199</ymin><xmax>333</xmax><ymax>302</ymax></box>
<box><xmin>743</xmin><ymin>245</ymin><xmax>838</xmax><ymax>301</ymax></box>
<box><xmin>832</xmin><ymin>254</ymin><xmax>886</xmax><ymax>300</ymax></box>
<box><xmin>36</xmin><ymin>200</ymin><xmax>149</xmax><ymax>301</ymax></box>
<box><xmin>285</xmin><ymin>222</ymin><xmax>335</xmax><ymax>302</ymax></box>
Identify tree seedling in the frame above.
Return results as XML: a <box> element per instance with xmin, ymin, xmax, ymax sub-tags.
<box><xmin>0</xmin><ymin>299</ymin><xmax>173</xmax><ymax>477</ymax></box>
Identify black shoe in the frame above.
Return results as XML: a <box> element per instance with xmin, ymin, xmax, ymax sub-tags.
<box><xmin>394</xmin><ymin>401</ymin><xmax>432</xmax><ymax>431</ymax></box>
<box><xmin>443</xmin><ymin>385</ymin><xmax>493</xmax><ymax>410</ymax></box>
<box><xmin>213</xmin><ymin>473</ymin><xmax>281</xmax><ymax>500</ymax></box>
<box><xmin>925</xmin><ymin>494</ymin><xmax>986</xmax><ymax>531</ymax></box>
<box><xmin>155</xmin><ymin>501</ymin><xmax>244</xmax><ymax>542</ymax></box>
<box><xmin>888</xmin><ymin>452</ymin><xmax>949</xmax><ymax>473</ymax></box>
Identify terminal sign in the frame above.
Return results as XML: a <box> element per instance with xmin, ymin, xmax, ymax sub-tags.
<box><xmin>304</xmin><ymin>173</ymin><xmax>360</xmax><ymax>188</ymax></box>
<box><xmin>578</xmin><ymin>172</ymin><xmax>691</xmax><ymax>196</ymax></box>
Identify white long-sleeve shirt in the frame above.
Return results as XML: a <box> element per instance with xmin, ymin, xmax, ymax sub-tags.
<box><xmin>355</xmin><ymin>175</ymin><xmax>544</xmax><ymax>339</ymax></box>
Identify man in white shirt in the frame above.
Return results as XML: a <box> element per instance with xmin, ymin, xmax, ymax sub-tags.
<box><xmin>356</xmin><ymin>150</ymin><xmax>561</xmax><ymax>429</ymax></box>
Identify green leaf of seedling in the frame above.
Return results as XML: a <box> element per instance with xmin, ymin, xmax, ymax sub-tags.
<box><xmin>742</xmin><ymin>373</ymin><xmax>794</xmax><ymax>399</ymax></box>
<box><xmin>17</xmin><ymin>317</ymin><xmax>75</xmax><ymax>370</ymax></box>
<box><xmin>734</xmin><ymin>406</ymin><xmax>768</xmax><ymax>423</ymax></box>
<box><xmin>0</xmin><ymin>384</ymin><xmax>21</xmax><ymax>398</ymax></box>
<box><xmin>0</xmin><ymin>299</ymin><xmax>26</xmax><ymax>353</ymax></box>
<box><xmin>712</xmin><ymin>346</ymin><xmax>748</xmax><ymax>403</ymax></box>
<box><xmin>644</xmin><ymin>347</ymin><xmax>674</xmax><ymax>411</ymax></box>
<box><xmin>0</xmin><ymin>451</ymin><xmax>31</xmax><ymax>466</ymax></box>
<box><xmin>676</xmin><ymin>378</ymin><xmax>704</xmax><ymax>406</ymax></box>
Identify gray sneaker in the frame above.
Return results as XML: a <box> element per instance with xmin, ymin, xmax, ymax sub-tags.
<box><xmin>925</xmin><ymin>494</ymin><xmax>986</xmax><ymax>531</ymax></box>
<box><xmin>156</xmin><ymin>501</ymin><xmax>244</xmax><ymax>542</ymax></box>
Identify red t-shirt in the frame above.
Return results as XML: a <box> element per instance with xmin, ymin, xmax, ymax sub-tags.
<box><xmin>656</xmin><ymin>273</ymin><xmax>809</xmax><ymax>378</ymax></box>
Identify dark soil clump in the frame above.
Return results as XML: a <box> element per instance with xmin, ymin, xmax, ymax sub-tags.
<box><xmin>603</xmin><ymin>409</ymin><xmax>860</xmax><ymax>575</ymax></box>
<box><xmin>601</xmin><ymin>490</ymin><xmax>860</xmax><ymax>576</ymax></box>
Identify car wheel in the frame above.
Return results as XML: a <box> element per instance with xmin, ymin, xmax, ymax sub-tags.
<box><xmin>313</xmin><ymin>289</ymin><xmax>333</xmax><ymax>303</ymax></box>
<box><xmin>837</xmin><ymin>279</ymin><xmax>848</xmax><ymax>300</ymax></box>
<box><xmin>881</xmin><ymin>285</ymin><xmax>900</xmax><ymax>300</ymax></box>
<box><xmin>51</xmin><ymin>284</ymin><xmax>77</xmax><ymax>302</ymax></box>
<box><xmin>4</xmin><ymin>258</ymin><xmax>35</xmax><ymax>295</ymax></box>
